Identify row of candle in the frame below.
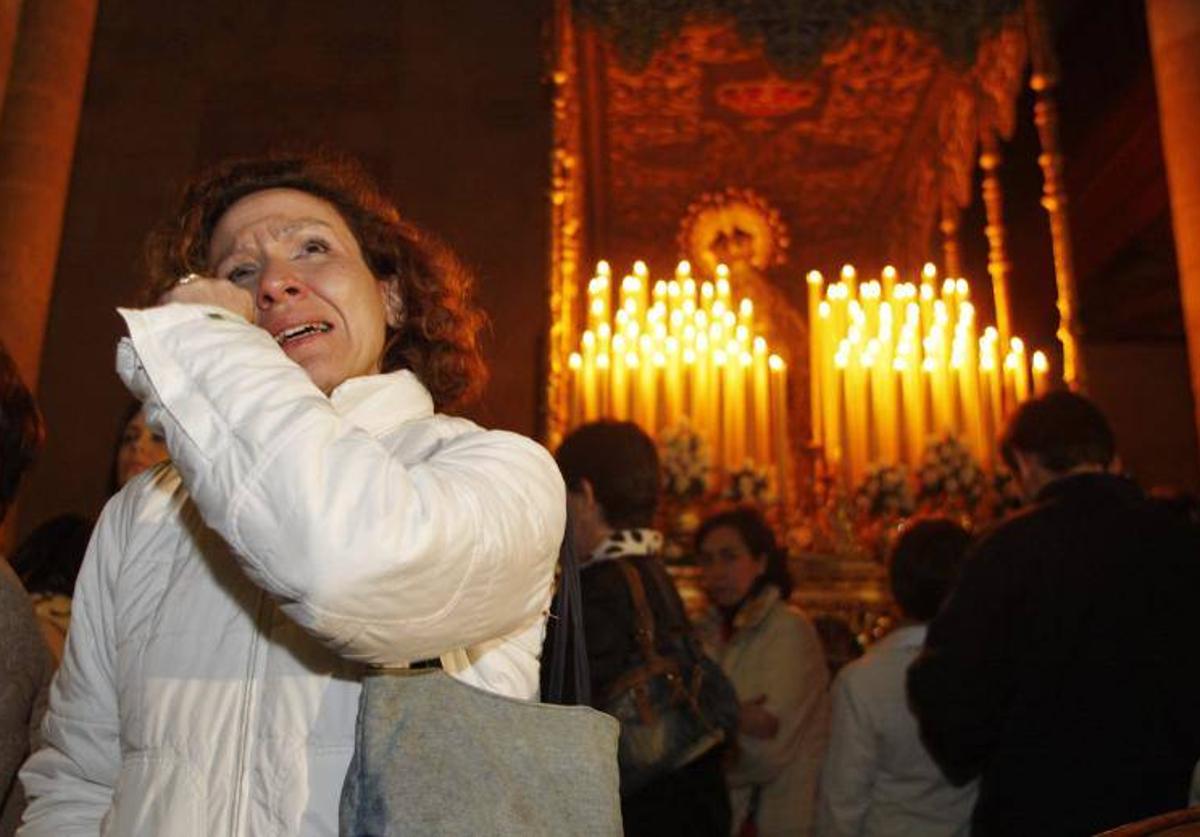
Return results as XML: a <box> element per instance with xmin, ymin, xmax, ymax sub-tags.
<box><xmin>809</xmin><ymin>264</ymin><xmax>1052</xmax><ymax>487</ymax></box>
<box><xmin>567</xmin><ymin>260</ymin><xmax>791</xmax><ymax>486</ymax></box>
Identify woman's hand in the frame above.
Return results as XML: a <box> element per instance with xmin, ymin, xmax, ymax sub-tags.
<box><xmin>159</xmin><ymin>274</ymin><xmax>254</xmax><ymax>323</ymax></box>
<box><xmin>738</xmin><ymin>694</ymin><xmax>780</xmax><ymax>739</ymax></box>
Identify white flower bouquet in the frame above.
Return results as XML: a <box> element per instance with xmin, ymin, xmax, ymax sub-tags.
<box><xmin>853</xmin><ymin>463</ymin><xmax>916</xmax><ymax>519</ymax></box>
<box><xmin>658</xmin><ymin>419</ymin><xmax>712</xmax><ymax>501</ymax></box>
<box><xmin>917</xmin><ymin>434</ymin><xmax>985</xmax><ymax>508</ymax></box>
<box><xmin>721</xmin><ymin>460</ymin><xmax>774</xmax><ymax>504</ymax></box>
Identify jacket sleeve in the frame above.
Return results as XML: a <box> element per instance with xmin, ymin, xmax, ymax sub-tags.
<box><xmin>0</xmin><ymin>564</ymin><xmax>50</xmax><ymax>827</ymax></box>
<box><xmin>815</xmin><ymin>666</ymin><xmax>877</xmax><ymax>837</ymax></box>
<box><xmin>19</xmin><ymin>498</ymin><xmax>127</xmax><ymax>835</ymax></box>
<box><xmin>115</xmin><ymin>304</ymin><xmax>564</xmax><ymax>665</ymax></box>
<box><xmin>906</xmin><ymin>534</ymin><xmax>1016</xmax><ymax>786</ymax></box>
<box><xmin>727</xmin><ymin>610</ymin><xmax>830</xmax><ymax>788</ymax></box>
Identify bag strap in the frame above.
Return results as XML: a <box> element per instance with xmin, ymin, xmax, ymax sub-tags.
<box><xmin>545</xmin><ymin>513</ymin><xmax>592</xmax><ymax>705</ymax></box>
<box><xmin>639</xmin><ymin>555</ymin><xmax>694</xmax><ymax>635</ymax></box>
<box><xmin>616</xmin><ymin>558</ymin><xmax>665</xmax><ymax>667</ymax></box>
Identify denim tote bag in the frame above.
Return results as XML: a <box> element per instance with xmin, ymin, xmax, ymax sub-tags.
<box><xmin>339</xmin><ymin>523</ymin><xmax>622</xmax><ymax>836</ymax></box>
<box><xmin>339</xmin><ymin>668</ymin><xmax>621</xmax><ymax>836</ymax></box>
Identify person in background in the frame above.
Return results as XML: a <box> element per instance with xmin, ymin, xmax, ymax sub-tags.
<box><xmin>9</xmin><ymin>403</ymin><xmax>166</xmax><ymax>668</ymax></box>
<box><xmin>108</xmin><ymin>402</ymin><xmax>170</xmax><ymax>494</ymax></box>
<box><xmin>553</xmin><ymin>419</ymin><xmax>731</xmax><ymax>837</ymax></box>
<box><xmin>695</xmin><ymin>506</ymin><xmax>829</xmax><ymax>837</ymax></box>
<box><xmin>816</xmin><ymin>518</ymin><xmax>976</xmax><ymax>837</ymax></box>
<box><xmin>9</xmin><ymin>514</ymin><xmax>92</xmax><ymax>666</ymax></box>
<box><xmin>19</xmin><ymin>152</ymin><xmax>564</xmax><ymax>836</ymax></box>
<box><xmin>907</xmin><ymin>391</ymin><xmax>1200</xmax><ymax>836</ymax></box>
<box><xmin>0</xmin><ymin>341</ymin><xmax>53</xmax><ymax>835</ymax></box>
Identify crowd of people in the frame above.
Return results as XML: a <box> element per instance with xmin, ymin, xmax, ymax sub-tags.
<box><xmin>2</xmin><ymin>150</ymin><xmax>1199</xmax><ymax>837</ymax></box>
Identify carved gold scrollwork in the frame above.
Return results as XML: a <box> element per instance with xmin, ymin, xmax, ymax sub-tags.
<box><xmin>545</xmin><ymin>0</ymin><xmax>586</xmax><ymax>449</ymax></box>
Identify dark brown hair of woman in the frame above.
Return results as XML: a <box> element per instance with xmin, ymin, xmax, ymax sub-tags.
<box><xmin>694</xmin><ymin>505</ymin><xmax>793</xmax><ymax>601</ymax></box>
<box><xmin>143</xmin><ymin>150</ymin><xmax>488</xmax><ymax>411</ymax></box>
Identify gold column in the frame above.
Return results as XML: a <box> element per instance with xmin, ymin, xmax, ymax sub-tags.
<box><xmin>980</xmin><ymin>130</ymin><xmax>1013</xmax><ymax>348</ymax></box>
<box><xmin>1146</xmin><ymin>0</ymin><xmax>1200</xmax><ymax>453</ymax></box>
<box><xmin>0</xmin><ymin>0</ymin><xmax>98</xmax><ymax>389</ymax></box>
<box><xmin>939</xmin><ymin>197</ymin><xmax>962</xmax><ymax>278</ymax></box>
<box><xmin>545</xmin><ymin>0</ymin><xmax>584</xmax><ymax>449</ymax></box>
<box><xmin>1024</xmin><ymin>0</ymin><xmax>1085</xmax><ymax>391</ymax></box>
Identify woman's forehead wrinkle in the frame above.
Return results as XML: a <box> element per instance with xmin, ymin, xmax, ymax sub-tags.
<box><xmin>212</xmin><ymin>216</ymin><xmax>336</xmax><ymax>264</ymax></box>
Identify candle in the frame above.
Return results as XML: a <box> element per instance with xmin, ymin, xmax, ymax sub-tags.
<box><xmin>711</xmin><ymin>337</ymin><xmax>725</xmax><ymax>470</ymax></box>
<box><xmin>807</xmin><ymin>270</ymin><xmax>825</xmax><ymax>450</ymax></box>
<box><xmin>596</xmin><ymin>352</ymin><xmax>611</xmax><ymax>418</ymax></box>
<box><xmin>589</xmin><ymin>261</ymin><xmax>611</xmax><ymax>334</ymax></box>
<box><xmin>581</xmin><ymin>330</ymin><xmax>597</xmax><ymax>421</ymax></box>
<box><xmin>639</xmin><ymin>334</ymin><xmax>657</xmax><ymax>432</ymax></box>
<box><xmin>611</xmin><ymin>334</ymin><xmax>628</xmax><ymax>420</ymax></box>
<box><xmin>723</xmin><ymin>343</ymin><xmax>744</xmax><ymax>469</ymax></box>
<box><xmin>844</xmin><ymin>339</ymin><xmax>869</xmax><ymax>487</ymax></box>
<box><xmin>633</xmin><ymin>260</ymin><xmax>650</xmax><ymax>311</ymax></box>
<box><xmin>840</xmin><ymin>263</ymin><xmax>858</xmax><ymax>299</ymax></box>
<box><xmin>665</xmin><ymin>336</ymin><xmax>682</xmax><ymax>427</ymax></box>
<box><xmin>568</xmin><ymin>352</ymin><xmax>583</xmax><ymax>428</ymax></box>
<box><xmin>1032</xmin><ymin>350</ymin><xmax>1050</xmax><ymax>396</ymax></box>
<box><xmin>878</xmin><ymin>302</ymin><xmax>898</xmax><ymax>460</ymax></box>
<box><xmin>715</xmin><ymin>264</ymin><xmax>732</xmax><ymax>309</ymax></box>
<box><xmin>982</xmin><ymin>327</ymin><xmax>1003</xmax><ymax>444</ymax></box>
<box><xmin>753</xmin><ymin>337</ymin><xmax>770</xmax><ymax>467</ymax></box>
<box><xmin>1011</xmin><ymin>337</ymin><xmax>1030</xmax><ymax>403</ymax></box>
<box><xmin>1002</xmin><ymin>352</ymin><xmax>1018</xmax><ymax>416</ymax></box>
<box><xmin>769</xmin><ymin>355</ymin><xmax>789</xmax><ymax>507</ymax></box>
<box><xmin>694</xmin><ymin>332</ymin><xmax>710</xmax><ymax>442</ymax></box>
<box><xmin>920</xmin><ymin>263</ymin><xmax>937</xmax><ymax>333</ymax></box>
<box><xmin>834</xmin><ymin>346</ymin><xmax>851</xmax><ymax>486</ymax></box>
<box><xmin>818</xmin><ymin>302</ymin><xmax>841</xmax><ymax>472</ymax></box>
<box><xmin>881</xmin><ymin>264</ymin><xmax>898</xmax><ymax>300</ymax></box>
<box><xmin>868</xmin><ymin>337</ymin><xmax>898</xmax><ymax>465</ymax></box>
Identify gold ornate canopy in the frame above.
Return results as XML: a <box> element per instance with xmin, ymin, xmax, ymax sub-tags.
<box><xmin>546</xmin><ymin>1</ymin><xmax>1031</xmax><ymax>451</ymax></box>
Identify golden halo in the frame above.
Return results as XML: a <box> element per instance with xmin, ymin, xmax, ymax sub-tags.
<box><xmin>677</xmin><ymin>188</ymin><xmax>790</xmax><ymax>276</ymax></box>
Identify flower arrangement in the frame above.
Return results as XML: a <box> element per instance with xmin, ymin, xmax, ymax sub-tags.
<box><xmin>658</xmin><ymin>419</ymin><xmax>712</xmax><ymax>501</ymax></box>
<box><xmin>721</xmin><ymin>460</ymin><xmax>774</xmax><ymax>504</ymax></box>
<box><xmin>916</xmin><ymin>435</ymin><xmax>985</xmax><ymax>509</ymax></box>
<box><xmin>853</xmin><ymin>463</ymin><xmax>916</xmax><ymax>519</ymax></box>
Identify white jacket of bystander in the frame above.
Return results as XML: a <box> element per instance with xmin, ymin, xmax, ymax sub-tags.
<box><xmin>19</xmin><ymin>304</ymin><xmax>565</xmax><ymax>836</ymax></box>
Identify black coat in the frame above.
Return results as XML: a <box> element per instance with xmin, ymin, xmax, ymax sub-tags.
<box><xmin>542</xmin><ymin>549</ymin><xmax>692</xmax><ymax>709</ymax></box>
<box><xmin>907</xmin><ymin>473</ymin><xmax>1200</xmax><ymax>836</ymax></box>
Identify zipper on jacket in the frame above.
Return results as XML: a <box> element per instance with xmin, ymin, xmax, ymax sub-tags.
<box><xmin>229</xmin><ymin>589</ymin><xmax>270</xmax><ymax>835</ymax></box>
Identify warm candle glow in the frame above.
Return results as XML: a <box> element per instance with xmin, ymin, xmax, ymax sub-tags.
<box><xmin>565</xmin><ymin>261</ymin><xmax>791</xmax><ymax>492</ymax></box>
<box><xmin>566</xmin><ymin>259</ymin><xmax>1053</xmax><ymax>498</ymax></box>
<box><xmin>809</xmin><ymin>263</ymin><xmax>1051</xmax><ymax>486</ymax></box>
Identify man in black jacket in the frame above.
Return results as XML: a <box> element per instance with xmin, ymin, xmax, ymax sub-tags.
<box><xmin>907</xmin><ymin>391</ymin><xmax>1200</xmax><ymax>836</ymax></box>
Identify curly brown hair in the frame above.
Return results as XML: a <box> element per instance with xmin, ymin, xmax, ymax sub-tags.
<box><xmin>143</xmin><ymin>151</ymin><xmax>488</xmax><ymax>411</ymax></box>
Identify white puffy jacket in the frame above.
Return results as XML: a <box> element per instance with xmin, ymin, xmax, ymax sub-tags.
<box><xmin>19</xmin><ymin>304</ymin><xmax>565</xmax><ymax>836</ymax></box>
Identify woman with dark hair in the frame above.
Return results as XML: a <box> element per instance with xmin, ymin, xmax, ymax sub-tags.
<box><xmin>10</xmin><ymin>513</ymin><xmax>92</xmax><ymax>666</ymax></box>
<box><xmin>553</xmin><ymin>420</ymin><xmax>731</xmax><ymax>837</ymax></box>
<box><xmin>108</xmin><ymin>401</ymin><xmax>169</xmax><ymax>494</ymax></box>
<box><xmin>816</xmin><ymin>518</ymin><xmax>976</xmax><ymax>837</ymax></box>
<box><xmin>695</xmin><ymin>507</ymin><xmax>830</xmax><ymax>837</ymax></box>
<box><xmin>19</xmin><ymin>152</ymin><xmax>565</xmax><ymax>836</ymax></box>
<box><xmin>8</xmin><ymin>403</ymin><xmax>161</xmax><ymax>670</ymax></box>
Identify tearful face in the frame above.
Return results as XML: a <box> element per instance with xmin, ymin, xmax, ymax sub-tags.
<box><xmin>207</xmin><ymin>188</ymin><xmax>393</xmax><ymax>394</ymax></box>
